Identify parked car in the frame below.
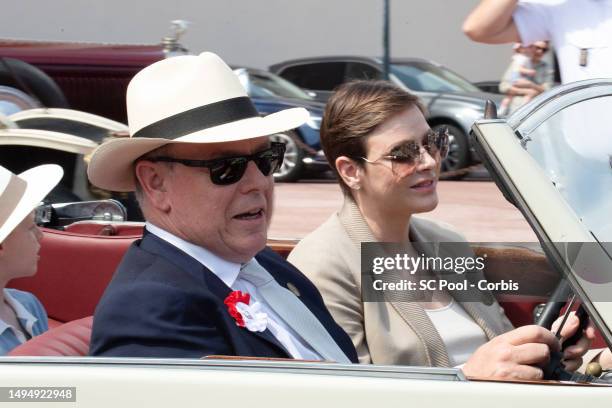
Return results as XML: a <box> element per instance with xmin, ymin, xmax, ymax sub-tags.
<box><xmin>0</xmin><ymin>114</ymin><xmax>98</xmax><ymax>203</ymax></box>
<box><xmin>269</xmin><ymin>56</ymin><xmax>504</xmax><ymax>176</ymax></box>
<box><xmin>0</xmin><ymin>107</ymin><xmax>151</xmax><ymax>220</ymax></box>
<box><xmin>0</xmin><ymin>21</ymin><xmax>189</xmax><ymax>123</ymax></box>
<box><xmin>1</xmin><ymin>79</ymin><xmax>611</xmax><ymax>405</ymax></box>
<box><xmin>234</xmin><ymin>67</ymin><xmax>327</xmax><ymax>181</ymax></box>
<box><xmin>0</xmin><ymin>41</ymin><xmax>166</xmax><ymax>123</ymax></box>
<box><xmin>0</xmin><ymin>33</ymin><xmax>323</xmax><ymax>182</ymax></box>
<box><xmin>473</xmin><ymin>80</ymin><xmax>502</xmax><ymax>94</ymax></box>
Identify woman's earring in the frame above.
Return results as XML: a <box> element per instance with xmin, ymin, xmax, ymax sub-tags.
<box><xmin>352</xmin><ymin>184</ymin><xmax>361</xmax><ymax>190</ymax></box>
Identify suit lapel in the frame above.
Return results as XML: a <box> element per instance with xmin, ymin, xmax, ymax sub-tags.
<box><xmin>200</xmin><ymin>263</ymin><xmax>292</xmax><ymax>353</ymax></box>
<box><xmin>139</xmin><ymin>232</ymin><xmax>290</xmax><ymax>356</ymax></box>
<box><xmin>338</xmin><ymin>199</ymin><xmax>506</xmax><ymax>365</ymax></box>
<box><xmin>339</xmin><ymin>200</ymin><xmax>451</xmax><ymax>367</ymax></box>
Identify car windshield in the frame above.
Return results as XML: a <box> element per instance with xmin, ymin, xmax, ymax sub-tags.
<box><xmin>390</xmin><ymin>61</ymin><xmax>480</xmax><ymax>93</ymax></box>
<box><xmin>521</xmin><ymin>95</ymin><xmax>612</xmax><ymax>241</ymax></box>
<box><xmin>246</xmin><ymin>72</ymin><xmax>314</xmax><ymax>100</ymax></box>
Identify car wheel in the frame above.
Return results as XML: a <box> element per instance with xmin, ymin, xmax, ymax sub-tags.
<box><xmin>269</xmin><ymin>131</ymin><xmax>305</xmax><ymax>182</ymax></box>
<box><xmin>434</xmin><ymin>124</ymin><xmax>469</xmax><ymax>179</ymax></box>
<box><xmin>0</xmin><ymin>85</ymin><xmax>40</xmax><ymax>116</ymax></box>
<box><xmin>0</xmin><ymin>58</ymin><xmax>69</xmax><ymax>108</ymax></box>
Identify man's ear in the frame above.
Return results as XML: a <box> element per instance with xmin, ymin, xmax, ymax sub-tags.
<box><xmin>335</xmin><ymin>156</ymin><xmax>362</xmax><ymax>191</ymax></box>
<box><xmin>134</xmin><ymin>161</ymin><xmax>172</xmax><ymax>212</ymax></box>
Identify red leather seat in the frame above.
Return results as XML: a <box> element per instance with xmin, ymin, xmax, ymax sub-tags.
<box><xmin>63</xmin><ymin>222</ymin><xmax>145</xmax><ymax>237</ymax></box>
<box><xmin>9</xmin><ymin>227</ymin><xmax>142</xmax><ymax>323</ymax></box>
<box><xmin>8</xmin><ymin>316</ymin><xmax>93</xmax><ymax>356</ymax></box>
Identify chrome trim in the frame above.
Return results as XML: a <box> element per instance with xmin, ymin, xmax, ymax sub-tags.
<box><xmin>0</xmin><ymin>128</ymin><xmax>98</xmax><ymax>154</ymax></box>
<box><xmin>161</xmin><ymin>20</ymin><xmax>190</xmax><ymax>57</ymax></box>
<box><xmin>51</xmin><ymin>199</ymin><xmax>128</xmax><ymax>224</ymax></box>
<box><xmin>474</xmin><ymin>119</ymin><xmax>506</xmax><ymax>125</ymax></box>
<box><xmin>65</xmin><ymin>220</ymin><xmax>144</xmax><ymax>227</ymax></box>
<box><xmin>0</xmin><ymin>357</ymin><xmax>465</xmax><ymax>381</ymax></box>
<box><xmin>484</xmin><ymin>100</ymin><xmax>498</xmax><ymax>119</ymax></box>
<box><xmin>507</xmin><ymin>79</ymin><xmax>612</xmax><ymax>130</ymax></box>
<box><xmin>10</xmin><ymin>108</ymin><xmax>128</xmax><ymax>131</ymax></box>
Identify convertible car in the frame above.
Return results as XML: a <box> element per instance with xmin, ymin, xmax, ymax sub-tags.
<box><xmin>1</xmin><ymin>80</ymin><xmax>611</xmax><ymax>406</ymax></box>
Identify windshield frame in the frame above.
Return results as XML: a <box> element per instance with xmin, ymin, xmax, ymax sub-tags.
<box><xmin>508</xmin><ymin>80</ymin><xmax>612</xmax><ymax>132</ymax></box>
<box><xmin>471</xmin><ymin>111</ymin><xmax>612</xmax><ymax>349</ymax></box>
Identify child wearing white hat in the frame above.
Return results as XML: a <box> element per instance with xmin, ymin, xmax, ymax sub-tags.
<box><xmin>0</xmin><ymin>164</ymin><xmax>63</xmax><ymax>355</ymax></box>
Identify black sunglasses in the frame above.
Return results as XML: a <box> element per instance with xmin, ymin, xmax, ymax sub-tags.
<box><xmin>147</xmin><ymin>142</ymin><xmax>286</xmax><ymax>185</ymax></box>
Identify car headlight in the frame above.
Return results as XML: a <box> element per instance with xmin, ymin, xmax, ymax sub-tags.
<box><xmin>306</xmin><ymin>114</ymin><xmax>322</xmax><ymax>130</ymax></box>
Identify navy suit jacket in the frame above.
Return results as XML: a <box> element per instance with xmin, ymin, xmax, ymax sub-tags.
<box><xmin>89</xmin><ymin>232</ymin><xmax>358</xmax><ymax>362</ymax></box>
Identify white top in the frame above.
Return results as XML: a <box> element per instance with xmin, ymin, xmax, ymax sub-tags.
<box><xmin>145</xmin><ymin>223</ymin><xmax>322</xmax><ymax>361</ymax></box>
<box><xmin>424</xmin><ymin>299</ymin><xmax>488</xmax><ymax>366</ymax></box>
<box><xmin>509</xmin><ymin>53</ymin><xmax>534</xmax><ymax>82</ymax></box>
<box><xmin>514</xmin><ymin>0</ymin><xmax>612</xmax><ymax>83</ymax></box>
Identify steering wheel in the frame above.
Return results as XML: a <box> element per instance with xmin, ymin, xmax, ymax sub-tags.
<box><xmin>536</xmin><ymin>279</ymin><xmax>573</xmax><ymax>330</ymax></box>
<box><xmin>535</xmin><ymin>280</ymin><xmax>605</xmax><ymax>381</ymax></box>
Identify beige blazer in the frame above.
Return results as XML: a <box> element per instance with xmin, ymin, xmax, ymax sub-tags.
<box><xmin>288</xmin><ymin>199</ymin><xmax>514</xmax><ymax>367</ymax></box>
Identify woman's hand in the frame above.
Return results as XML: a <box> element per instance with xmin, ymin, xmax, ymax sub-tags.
<box><xmin>462</xmin><ymin>325</ymin><xmax>560</xmax><ymax>380</ymax></box>
<box><xmin>596</xmin><ymin>348</ymin><xmax>612</xmax><ymax>370</ymax></box>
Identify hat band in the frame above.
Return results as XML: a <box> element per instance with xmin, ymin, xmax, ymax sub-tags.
<box><xmin>0</xmin><ymin>174</ymin><xmax>27</xmax><ymax>241</ymax></box>
<box><xmin>133</xmin><ymin>96</ymin><xmax>259</xmax><ymax>139</ymax></box>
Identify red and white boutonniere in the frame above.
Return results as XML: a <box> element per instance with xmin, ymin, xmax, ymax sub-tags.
<box><xmin>224</xmin><ymin>290</ymin><xmax>268</xmax><ymax>332</ymax></box>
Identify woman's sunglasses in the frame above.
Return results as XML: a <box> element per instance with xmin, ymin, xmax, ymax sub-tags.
<box><xmin>147</xmin><ymin>142</ymin><xmax>286</xmax><ymax>185</ymax></box>
<box><xmin>358</xmin><ymin>127</ymin><xmax>450</xmax><ymax>177</ymax></box>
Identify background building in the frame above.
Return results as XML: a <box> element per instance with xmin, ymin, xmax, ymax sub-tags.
<box><xmin>1</xmin><ymin>0</ymin><xmax>512</xmax><ymax>82</ymax></box>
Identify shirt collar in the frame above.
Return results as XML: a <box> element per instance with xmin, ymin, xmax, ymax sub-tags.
<box><xmin>1</xmin><ymin>289</ymin><xmax>38</xmax><ymax>336</ymax></box>
<box><xmin>145</xmin><ymin>222</ymin><xmax>243</xmax><ymax>288</ymax></box>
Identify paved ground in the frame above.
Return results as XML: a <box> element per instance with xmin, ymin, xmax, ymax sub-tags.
<box><xmin>270</xmin><ymin>178</ymin><xmax>538</xmax><ymax>242</ymax></box>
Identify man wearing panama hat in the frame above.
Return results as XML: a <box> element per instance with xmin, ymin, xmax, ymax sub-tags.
<box><xmin>88</xmin><ymin>52</ymin><xmax>358</xmax><ymax>362</ymax></box>
<box><xmin>0</xmin><ymin>164</ymin><xmax>63</xmax><ymax>354</ymax></box>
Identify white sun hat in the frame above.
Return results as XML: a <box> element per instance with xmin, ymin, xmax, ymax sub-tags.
<box><xmin>87</xmin><ymin>52</ymin><xmax>309</xmax><ymax>192</ymax></box>
<box><xmin>0</xmin><ymin>164</ymin><xmax>63</xmax><ymax>243</ymax></box>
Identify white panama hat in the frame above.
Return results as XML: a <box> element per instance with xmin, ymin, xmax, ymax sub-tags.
<box><xmin>87</xmin><ymin>52</ymin><xmax>309</xmax><ymax>192</ymax></box>
<box><xmin>0</xmin><ymin>164</ymin><xmax>63</xmax><ymax>243</ymax></box>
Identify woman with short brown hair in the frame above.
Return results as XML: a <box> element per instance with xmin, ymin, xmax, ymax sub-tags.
<box><xmin>289</xmin><ymin>80</ymin><xmax>598</xmax><ymax>379</ymax></box>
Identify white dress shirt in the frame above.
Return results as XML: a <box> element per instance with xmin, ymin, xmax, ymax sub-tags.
<box><xmin>145</xmin><ymin>223</ymin><xmax>322</xmax><ymax>360</ymax></box>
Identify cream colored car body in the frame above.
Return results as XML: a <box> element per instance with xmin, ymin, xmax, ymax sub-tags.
<box><xmin>0</xmin><ymin>358</ymin><xmax>609</xmax><ymax>407</ymax></box>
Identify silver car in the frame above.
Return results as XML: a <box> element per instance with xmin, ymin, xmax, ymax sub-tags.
<box><xmin>269</xmin><ymin>56</ymin><xmax>503</xmax><ymax>177</ymax></box>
